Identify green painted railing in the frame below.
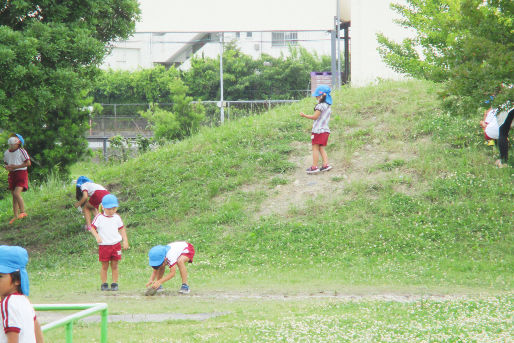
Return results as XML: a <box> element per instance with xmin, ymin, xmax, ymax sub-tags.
<box><xmin>34</xmin><ymin>303</ymin><xmax>108</xmax><ymax>343</ymax></box>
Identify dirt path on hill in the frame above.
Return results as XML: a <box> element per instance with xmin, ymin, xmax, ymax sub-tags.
<box><xmin>255</xmin><ymin>133</ymin><xmax>426</xmax><ymax>218</ymax></box>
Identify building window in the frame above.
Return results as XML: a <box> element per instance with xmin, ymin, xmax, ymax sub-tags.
<box><xmin>246</xmin><ymin>32</ymin><xmax>253</xmax><ymax>38</ymax></box>
<box><xmin>271</xmin><ymin>32</ymin><xmax>298</xmax><ymax>47</ymax></box>
<box><xmin>236</xmin><ymin>32</ymin><xmax>240</xmax><ymax>38</ymax></box>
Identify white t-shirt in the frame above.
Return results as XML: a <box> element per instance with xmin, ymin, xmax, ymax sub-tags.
<box><xmin>484</xmin><ymin>109</ymin><xmax>500</xmax><ymax>140</ymax></box>
<box><xmin>0</xmin><ymin>294</ymin><xmax>36</xmax><ymax>343</ymax></box>
<box><xmin>312</xmin><ymin>102</ymin><xmax>331</xmax><ymax>134</ymax></box>
<box><xmin>3</xmin><ymin>148</ymin><xmax>30</xmax><ymax>171</ymax></box>
<box><xmin>80</xmin><ymin>182</ymin><xmax>106</xmax><ymax>197</ymax></box>
<box><xmin>91</xmin><ymin>213</ymin><xmax>124</xmax><ymax>245</ymax></box>
<box><xmin>165</xmin><ymin>242</ymin><xmax>190</xmax><ymax>268</ymax></box>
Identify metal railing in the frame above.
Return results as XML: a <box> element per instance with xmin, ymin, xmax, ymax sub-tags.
<box><xmin>35</xmin><ymin>303</ymin><xmax>108</xmax><ymax>343</ymax></box>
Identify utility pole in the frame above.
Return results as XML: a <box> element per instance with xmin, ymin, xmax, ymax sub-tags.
<box><xmin>336</xmin><ymin>0</ymin><xmax>342</xmax><ymax>88</ymax></box>
<box><xmin>219</xmin><ymin>32</ymin><xmax>225</xmax><ymax>124</ymax></box>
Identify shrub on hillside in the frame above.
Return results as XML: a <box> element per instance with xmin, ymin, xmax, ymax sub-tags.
<box><xmin>141</xmin><ymin>79</ymin><xmax>205</xmax><ymax>143</ymax></box>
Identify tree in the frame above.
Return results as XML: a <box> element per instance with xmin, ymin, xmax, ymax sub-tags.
<box><xmin>141</xmin><ymin>78</ymin><xmax>205</xmax><ymax>142</ymax></box>
<box><xmin>377</xmin><ymin>0</ymin><xmax>513</xmax><ymax>115</ymax></box>
<box><xmin>93</xmin><ymin>66</ymin><xmax>181</xmax><ymax>104</ymax></box>
<box><xmin>0</xmin><ymin>0</ymin><xmax>140</xmax><ymax>179</ymax></box>
<box><xmin>181</xmin><ymin>44</ymin><xmax>332</xmax><ymax>101</ymax></box>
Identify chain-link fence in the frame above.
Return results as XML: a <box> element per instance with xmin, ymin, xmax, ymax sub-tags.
<box><xmin>89</xmin><ymin>100</ymin><xmax>300</xmax><ymax>138</ymax></box>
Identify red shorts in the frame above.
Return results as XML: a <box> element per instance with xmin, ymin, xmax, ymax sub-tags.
<box><xmin>311</xmin><ymin>132</ymin><xmax>330</xmax><ymax>146</ymax></box>
<box><xmin>483</xmin><ymin>131</ymin><xmax>494</xmax><ymax>141</ymax></box>
<box><xmin>89</xmin><ymin>190</ymin><xmax>110</xmax><ymax>209</ymax></box>
<box><xmin>98</xmin><ymin>242</ymin><xmax>122</xmax><ymax>262</ymax></box>
<box><xmin>8</xmin><ymin>170</ymin><xmax>28</xmax><ymax>191</ymax></box>
<box><xmin>170</xmin><ymin>243</ymin><xmax>195</xmax><ymax>267</ymax></box>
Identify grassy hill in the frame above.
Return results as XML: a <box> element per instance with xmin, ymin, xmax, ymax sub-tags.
<box><xmin>0</xmin><ymin>80</ymin><xmax>511</xmax><ymax>342</ymax></box>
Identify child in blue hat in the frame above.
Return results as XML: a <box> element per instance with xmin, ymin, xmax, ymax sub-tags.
<box><xmin>74</xmin><ymin>176</ymin><xmax>111</xmax><ymax>230</ymax></box>
<box><xmin>146</xmin><ymin>242</ymin><xmax>195</xmax><ymax>294</ymax></box>
<box><xmin>3</xmin><ymin>134</ymin><xmax>31</xmax><ymax>224</ymax></box>
<box><xmin>89</xmin><ymin>194</ymin><xmax>129</xmax><ymax>291</ymax></box>
<box><xmin>300</xmin><ymin>85</ymin><xmax>333</xmax><ymax>174</ymax></box>
<box><xmin>0</xmin><ymin>245</ymin><xmax>44</xmax><ymax>342</ymax></box>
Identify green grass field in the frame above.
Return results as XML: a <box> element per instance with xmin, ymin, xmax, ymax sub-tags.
<box><xmin>0</xmin><ymin>80</ymin><xmax>512</xmax><ymax>342</ymax></box>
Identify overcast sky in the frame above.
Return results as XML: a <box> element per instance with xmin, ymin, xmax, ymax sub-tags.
<box><xmin>136</xmin><ymin>0</ymin><xmax>344</xmax><ymax>32</ymax></box>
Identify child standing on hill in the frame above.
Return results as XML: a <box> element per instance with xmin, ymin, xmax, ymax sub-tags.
<box><xmin>0</xmin><ymin>245</ymin><xmax>44</xmax><ymax>343</ymax></box>
<box><xmin>300</xmin><ymin>85</ymin><xmax>333</xmax><ymax>174</ymax></box>
<box><xmin>89</xmin><ymin>194</ymin><xmax>129</xmax><ymax>291</ymax></box>
<box><xmin>74</xmin><ymin>176</ymin><xmax>111</xmax><ymax>230</ymax></box>
<box><xmin>146</xmin><ymin>241</ymin><xmax>195</xmax><ymax>294</ymax></box>
<box><xmin>3</xmin><ymin>134</ymin><xmax>31</xmax><ymax>224</ymax></box>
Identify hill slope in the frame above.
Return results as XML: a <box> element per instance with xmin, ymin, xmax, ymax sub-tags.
<box><xmin>0</xmin><ymin>80</ymin><xmax>511</xmax><ymax>292</ymax></box>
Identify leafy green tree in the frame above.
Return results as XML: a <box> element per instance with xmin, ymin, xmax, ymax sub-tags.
<box><xmin>141</xmin><ymin>78</ymin><xmax>205</xmax><ymax>142</ymax></box>
<box><xmin>93</xmin><ymin>66</ymin><xmax>181</xmax><ymax>104</ymax></box>
<box><xmin>377</xmin><ymin>0</ymin><xmax>513</xmax><ymax>115</ymax></box>
<box><xmin>0</xmin><ymin>0</ymin><xmax>140</xmax><ymax>179</ymax></box>
<box><xmin>182</xmin><ymin>53</ymin><xmax>222</xmax><ymax>101</ymax></box>
<box><xmin>182</xmin><ymin>44</ymin><xmax>332</xmax><ymax>101</ymax></box>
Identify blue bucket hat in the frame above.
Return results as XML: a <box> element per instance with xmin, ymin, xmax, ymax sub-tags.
<box><xmin>312</xmin><ymin>85</ymin><xmax>333</xmax><ymax>105</ymax></box>
<box><xmin>76</xmin><ymin>176</ymin><xmax>92</xmax><ymax>187</ymax></box>
<box><xmin>15</xmin><ymin>134</ymin><xmax>24</xmax><ymax>147</ymax></box>
<box><xmin>148</xmin><ymin>245</ymin><xmax>171</xmax><ymax>267</ymax></box>
<box><xmin>101</xmin><ymin>194</ymin><xmax>119</xmax><ymax>209</ymax></box>
<box><xmin>0</xmin><ymin>246</ymin><xmax>30</xmax><ymax>295</ymax></box>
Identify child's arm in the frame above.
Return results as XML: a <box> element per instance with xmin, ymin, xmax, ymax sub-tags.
<box><xmin>482</xmin><ymin>107</ymin><xmax>493</xmax><ymax>121</ymax></box>
<box><xmin>480</xmin><ymin>108</ymin><xmax>492</xmax><ymax>128</ymax></box>
<box><xmin>74</xmin><ymin>190</ymin><xmax>88</xmax><ymax>208</ymax></box>
<box><xmin>300</xmin><ymin>110</ymin><xmax>321</xmax><ymax>120</ymax></box>
<box><xmin>119</xmin><ymin>227</ymin><xmax>129</xmax><ymax>249</ymax></box>
<box><xmin>6</xmin><ymin>331</ymin><xmax>19</xmax><ymax>343</ymax></box>
<box><xmin>145</xmin><ymin>269</ymin><xmax>159</xmax><ymax>287</ymax></box>
<box><xmin>151</xmin><ymin>266</ymin><xmax>176</xmax><ymax>289</ymax></box>
<box><xmin>35</xmin><ymin>319</ymin><xmax>44</xmax><ymax>343</ymax></box>
<box><xmin>5</xmin><ymin>159</ymin><xmax>31</xmax><ymax>172</ymax></box>
<box><xmin>89</xmin><ymin>227</ymin><xmax>102</xmax><ymax>244</ymax></box>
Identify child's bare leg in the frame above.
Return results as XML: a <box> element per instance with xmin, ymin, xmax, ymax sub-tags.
<box><xmin>83</xmin><ymin>203</ymin><xmax>96</xmax><ymax>227</ymax></box>
<box><xmin>312</xmin><ymin>144</ymin><xmax>320</xmax><ymax>167</ymax></box>
<box><xmin>11</xmin><ymin>191</ymin><xmax>19</xmax><ymax>218</ymax></box>
<box><xmin>100</xmin><ymin>261</ymin><xmax>109</xmax><ymax>283</ymax></box>
<box><xmin>12</xmin><ymin>187</ymin><xmax>25</xmax><ymax>217</ymax></box>
<box><xmin>111</xmin><ymin>260</ymin><xmax>119</xmax><ymax>283</ymax></box>
<box><xmin>319</xmin><ymin>146</ymin><xmax>329</xmax><ymax>166</ymax></box>
<box><xmin>176</xmin><ymin>255</ymin><xmax>190</xmax><ymax>284</ymax></box>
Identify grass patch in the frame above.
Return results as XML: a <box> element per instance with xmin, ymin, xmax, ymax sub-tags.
<box><xmin>0</xmin><ymin>80</ymin><xmax>512</xmax><ymax>341</ymax></box>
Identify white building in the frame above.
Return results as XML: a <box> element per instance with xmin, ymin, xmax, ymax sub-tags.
<box><xmin>102</xmin><ymin>31</ymin><xmax>333</xmax><ymax>71</ymax></box>
<box><xmin>101</xmin><ymin>0</ymin><xmax>414</xmax><ymax>87</ymax></box>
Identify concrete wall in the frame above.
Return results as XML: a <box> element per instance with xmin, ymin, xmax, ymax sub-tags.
<box><xmin>350</xmin><ymin>0</ymin><xmax>414</xmax><ymax>86</ymax></box>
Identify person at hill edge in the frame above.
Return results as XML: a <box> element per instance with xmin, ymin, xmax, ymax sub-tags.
<box><xmin>300</xmin><ymin>85</ymin><xmax>333</xmax><ymax>174</ymax></box>
<box><xmin>74</xmin><ymin>176</ymin><xmax>111</xmax><ymax>230</ymax></box>
<box><xmin>3</xmin><ymin>134</ymin><xmax>31</xmax><ymax>225</ymax></box>
<box><xmin>480</xmin><ymin>105</ymin><xmax>514</xmax><ymax>168</ymax></box>
<box><xmin>146</xmin><ymin>242</ymin><xmax>195</xmax><ymax>294</ymax></box>
<box><xmin>0</xmin><ymin>245</ymin><xmax>44</xmax><ymax>343</ymax></box>
<box><xmin>89</xmin><ymin>194</ymin><xmax>129</xmax><ymax>291</ymax></box>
